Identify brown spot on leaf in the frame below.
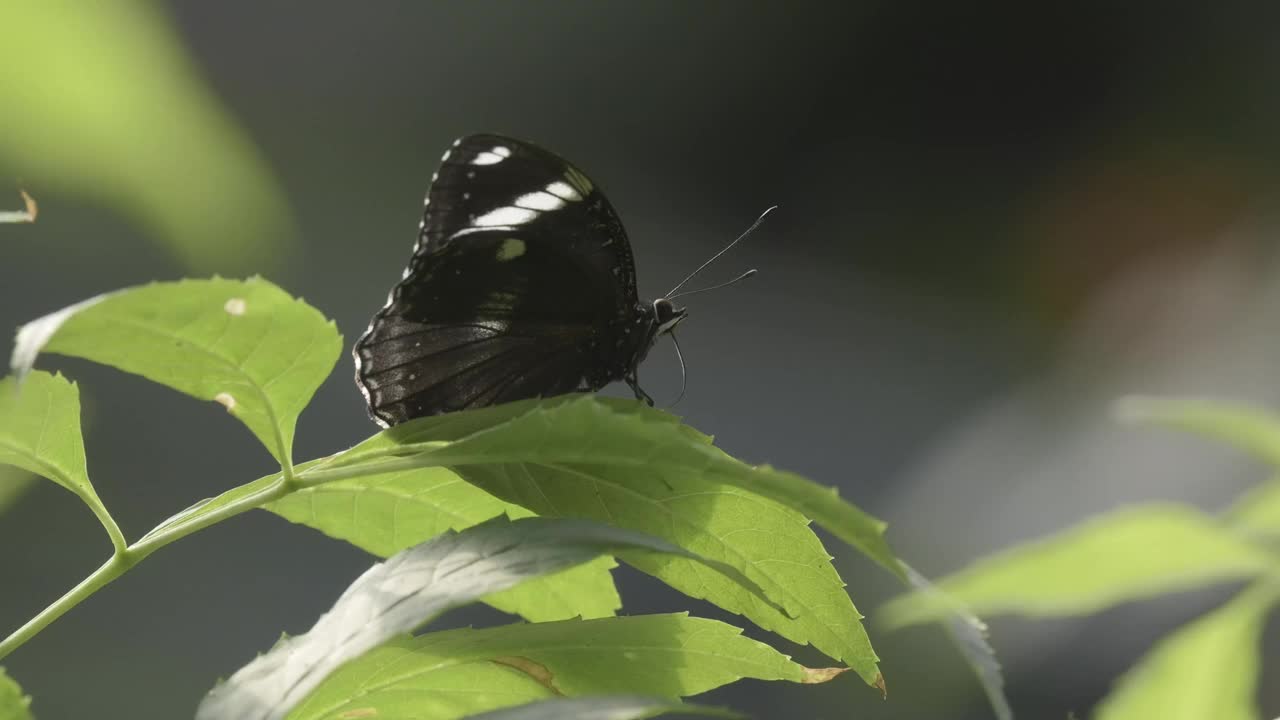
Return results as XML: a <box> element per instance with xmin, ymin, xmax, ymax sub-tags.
<box><xmin>338</xmin><ymin>709</ymin><xmax>378</xmax><ymax>719</ymax></box>
<box><xmin>800</xmin><ymin>665</ymin><xmax>849</xmax><ymax>684</ymax></box>
<box><xmin>874</xmin><ymin>671</ymin><xmax>887</xmax><ymax>699</ymax></box>
<box><xmin>492</xmin><ymin>656</ymin><xmax>562</xmax><ymax>695</ymax></box>
<box><xmin>19</xmin><ymin>190</ymin><xmax>36</xmax><ymax>221</ymax></box>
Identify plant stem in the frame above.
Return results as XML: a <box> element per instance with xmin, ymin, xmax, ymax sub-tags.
<box><xmin>0</xmin><ymin>552</ymin><xmax>132</xmax><ymax>661</ymax></box>
<box><xmin>0</xmin><ymin>443</ymin><xmax>456</xmax><ymax>661</ymax></box>
<box><xmin>0</xmin><ymin>475</ymin><xmax>298</xmax><ymax>660</ymax></box>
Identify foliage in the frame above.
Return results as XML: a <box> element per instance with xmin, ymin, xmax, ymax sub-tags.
<box><xmin>0</xmin><ymin>278</ymin><xmax>974</xmax><ymax>719</ymax></box>
<box><xmin>0</xmin><ymin>3</ymin><xmax>291</xmax><ymax>269</ymax></box>
<box><xmin>884</xmin><ymin>394</ymin><xmax>1280</xmax><ymax>718</ymax></box>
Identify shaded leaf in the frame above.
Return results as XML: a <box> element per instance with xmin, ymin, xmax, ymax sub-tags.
<box><xmin>0</xmin><ymin>372</ymin><xmax>118</xmax><ymax>545</ymax></box>
<box><xmin>899</xmin><ymin>564</ymin><xmax>1012</xmax><ymax>720</ymax></box>
<box><xmin>1116</xmin><ymin>396</ymin><xmax>1280</xmax><ymax>467</ymax></box>
<box><xmin>268</xmin><ymin>465</ymin><xmax>620</xmax><ymax>622</ymax></box>
<box><xmin>11</xmin><ymin>278</ymin><xmax>341</xmax><ymax>466</ymax></box>
<box><xmin>198</xmin><ymin>517</ymin><xmax>784</xmax><ymax>720</ymax></box>
<box><xmin>460</xmin><ymin>695</ymin><xmax>741</xmax><ymax>720</ymax></box>
<box><xmin>289</xmin><ymin>614</ymin><xmax>840</xmax><ymax>720</ymax></box>
<box><xmin>0</xmin><ymin>3</ymin><xmax>292</xmax><ymax>269</ymax></box>
<box><xmin>1094</xmin><ymin>581</ymin><xmax>1280</xmax><ymax>720</ymax></box>
<box><xmin>0</xmin><ymin>668</ymin><xmax>33</xmax><ymax>720</ymax></box>
<box><xmin>315</xmin><ymin>396</ymin><xmax>889</xmax><ymax>683</ymax></box>
<box><xmin>882</xmin><ymin>504</ymin><xmax>1273</xmax><ymax>626</ymax></box>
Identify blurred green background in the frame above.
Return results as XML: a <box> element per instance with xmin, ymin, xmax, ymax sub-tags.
<box><xmin>3</xmin><ymin>2</ymin><xmax>1280</xmax><ymax>718</ymax></box>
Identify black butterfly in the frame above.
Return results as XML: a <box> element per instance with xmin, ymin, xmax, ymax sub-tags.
<box><xmin>354</xmin><ymin>134</ymin><xmax>764</xmax><ymax>427</ymax></box>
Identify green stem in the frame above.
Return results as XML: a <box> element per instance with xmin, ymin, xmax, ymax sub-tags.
<box><xmin>0</xmin><ymin>552</ymin><xmax>132</xmax><ymax>661</ymax></box>
<box><xmin>84</xmin><ymin>490</ymin><xmax>128</xmax><ymax>556</ymax></box>
<box><xmin>0</xmin><ymin>442</ymin><xmax>456</xmax><ymax>661</ymax></box>
<box><xmin>0</xmin><ymin>475</ymin><xmax>299</xmax><ymax>661</ymax></box>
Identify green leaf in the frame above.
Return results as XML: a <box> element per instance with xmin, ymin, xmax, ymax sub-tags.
<box><xmin>288</xmin><ymin>614</ymin><xmax>844</xmax><ymax>720</ymax></box>
<box><xmin>0</xmin><ymin>3</ymin><xmax>292</xmax><ymax>270</ymax></box>
<box><xmin>1094</xmin><ymin>581</ymin><xmax>1280</xmax><ymax>720</ymax></box>
<box><xmin>267</xmin><ymin>466</ymin><xmax>620</xmax><ymax>622</ymax></box>
<box><xmin>881</xmin><ymin>504</ymin><xmax>1274</xmax><ymax>626</ymax></box>
<box><xmin>460</xmin><ymin>696</ymin><xmax>741</xmax><ymax>720</ymax></box>
<box><xmin>198</xmin><ymin>517</ymin><xmax>784</xmax><ymax>720</ymax></box>
<box><xmin>899</xmin><ymin>564</ymin><xmax>1011</xmax><ymax>720</ymax></box>
<box><xmin>0</xmin><ymin>668</ymin><xmax>33</xmax><ymax>720</ymax></box>
<box><xmin>1116</xmin><ymin>396</ymin><xmax>1280</xmax><ymax>466</ymax></box>
<box><xmin>0</xmin><ymin>371</ymin><xmax>121</xmax><ymax>548</ymax></box>
<box><xmin>11</xmin><ymin>278</ymin><xmax>341</xmax><ymax>467</ymax></box>
<box><xmin>311</xmin><ymin>396</ymin><xmax>892</xmax><ymax>684</ymax></box>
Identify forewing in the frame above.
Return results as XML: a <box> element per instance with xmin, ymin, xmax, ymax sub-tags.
<box><xmin>420</xmin><ymin>133</ymin><xmax>638</xmax><ymax>309</ymax></box>
<box><xmin>354</xmin><ymin>134</ymin><xmax>641</xmax><ymax>425</ymax></box>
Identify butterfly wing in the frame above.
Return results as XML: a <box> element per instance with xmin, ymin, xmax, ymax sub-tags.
<box><xmin>354</xmin><ymin>134</ymin><xmax>643</xmax><ymax>426</ymax></box>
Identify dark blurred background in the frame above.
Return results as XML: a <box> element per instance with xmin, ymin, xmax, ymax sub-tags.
<box><xmin>3</xmin><ymin>2</ymin><xmax>1280</xmax><ymax>718</ymax></box>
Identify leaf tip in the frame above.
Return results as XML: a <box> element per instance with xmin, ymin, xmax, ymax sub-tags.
<box><xmin>874</xmin><ymin>671</ymin><xmax>887</xmax><ymax>698</ymax></box>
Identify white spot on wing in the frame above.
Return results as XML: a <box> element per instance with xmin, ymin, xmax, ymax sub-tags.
<box><xmin>214</xmin><ymin>392</ymin><xmax>236</xmax><ymax>411</ymax></box>
<box><xmin>545</xmin><ymin>181</ymin><xmax>582</xmax><ymax>202</ymax></box>
<box><xmin>514</xmin><ymin>191</ymin><xmax>564</xmax><ymax>211</ymax></box>
<box><xmin>493</xmin><ymin>145</ymin><xmax>511</xmax><ymax>157</ymax></box>
<box><xmin>473</xmin><ymin>206</ymin><xmax>538</xmax><ymax>227</ymax></box>
<box><xmin>472</xmin><ymin>152</ymin><xmax>504</xmax><ymax>165</ymax></box>
<box><xmin>223</xmin><ymin>298</ymin><xmax>247</xmax><ymax>316</ymax></box>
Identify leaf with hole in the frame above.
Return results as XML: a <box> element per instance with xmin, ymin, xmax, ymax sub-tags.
<box><xmin>11</xmin><ymin>278</ymin><xmax>341</xmax><ymax>466</ymax></box>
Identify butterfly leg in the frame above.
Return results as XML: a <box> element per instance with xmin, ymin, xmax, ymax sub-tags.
<box><xmin>627</xmin><ymin>376</ymin><xmax>655</xmax><ymax>406</ymax></box>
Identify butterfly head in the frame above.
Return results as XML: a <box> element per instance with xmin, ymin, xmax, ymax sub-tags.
<box><xmin>652</xmin><ymin>297</ymin><xmax>687</xmax><ymax>336</ymax></box>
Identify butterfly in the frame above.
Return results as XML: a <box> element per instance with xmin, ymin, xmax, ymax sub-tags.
<box><xmin>354</xmin><ymin>133</ymin><xmax>767</xmax><ymax>427</ymax></box>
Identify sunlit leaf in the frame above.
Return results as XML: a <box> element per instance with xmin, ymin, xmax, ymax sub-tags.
<box><xmin>287</xmin><ymin>614</ymin><xmax>843</xmax><ymax>720</ymax></box>
<box><xmin>1116</xmin><ymin>396</ymin><xmax>1280</xmax><ymax>466</ymax></box>
<box><xmin>197</xmin><ymin>517</ymin><xmax>784</xmax><ymax>720</ymax></box>
<box><xmin>460</xmin><ymin>695</ymin><xmax>741</xmax><ymax>720</ymax></box>
<box><xmin>268</xmin><ymin>465</ymin><xmax>620</xmax><ymax>622</ymax></box>
<box><xmin>1094</xmin><ymin>581</ymin><xmax>1280</xmax><ymax>720</ymax></box>
<box><xmin>0</xmin><ymin>3</ymin><xmax>291</xmax><ymax>269</ymax></box>
<box><xmin>0</xmin><ymin>372</ymin><xmax>118</xmax><ymax>544</ymax></box>
<box><xmin>0</xmin><ymin>668</ymin><xmax>33</xmax><ymax>720</ymax></box>
<box><xmin>881</xmin><ymin>504</ymin><xmax>1274</xmax><ymax>626</ymax></box>
<box><xmin>308</xmin><ymin>397</ymin><xmax>889</xmax><ymax>684</ymax></box>
<box><xmin>11</xmin><ymin>278</ymin><xmax>341</xmax><ymax>467</ymax></box>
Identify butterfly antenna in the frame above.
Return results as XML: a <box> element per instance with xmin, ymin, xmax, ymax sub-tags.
<box><xmin>669</xmin><ymin>331</ymin><xmax>688</xmax><ymax>407</ymax></box>
<box><xmin>666</xmin><ymin>205</ymin><xmax>777</xmax><ymax>297</ymax></box>
<box><xmin>668</xmin><ymin>269</ymin><xmax>758</xmax><ymax>301</ymax></box>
